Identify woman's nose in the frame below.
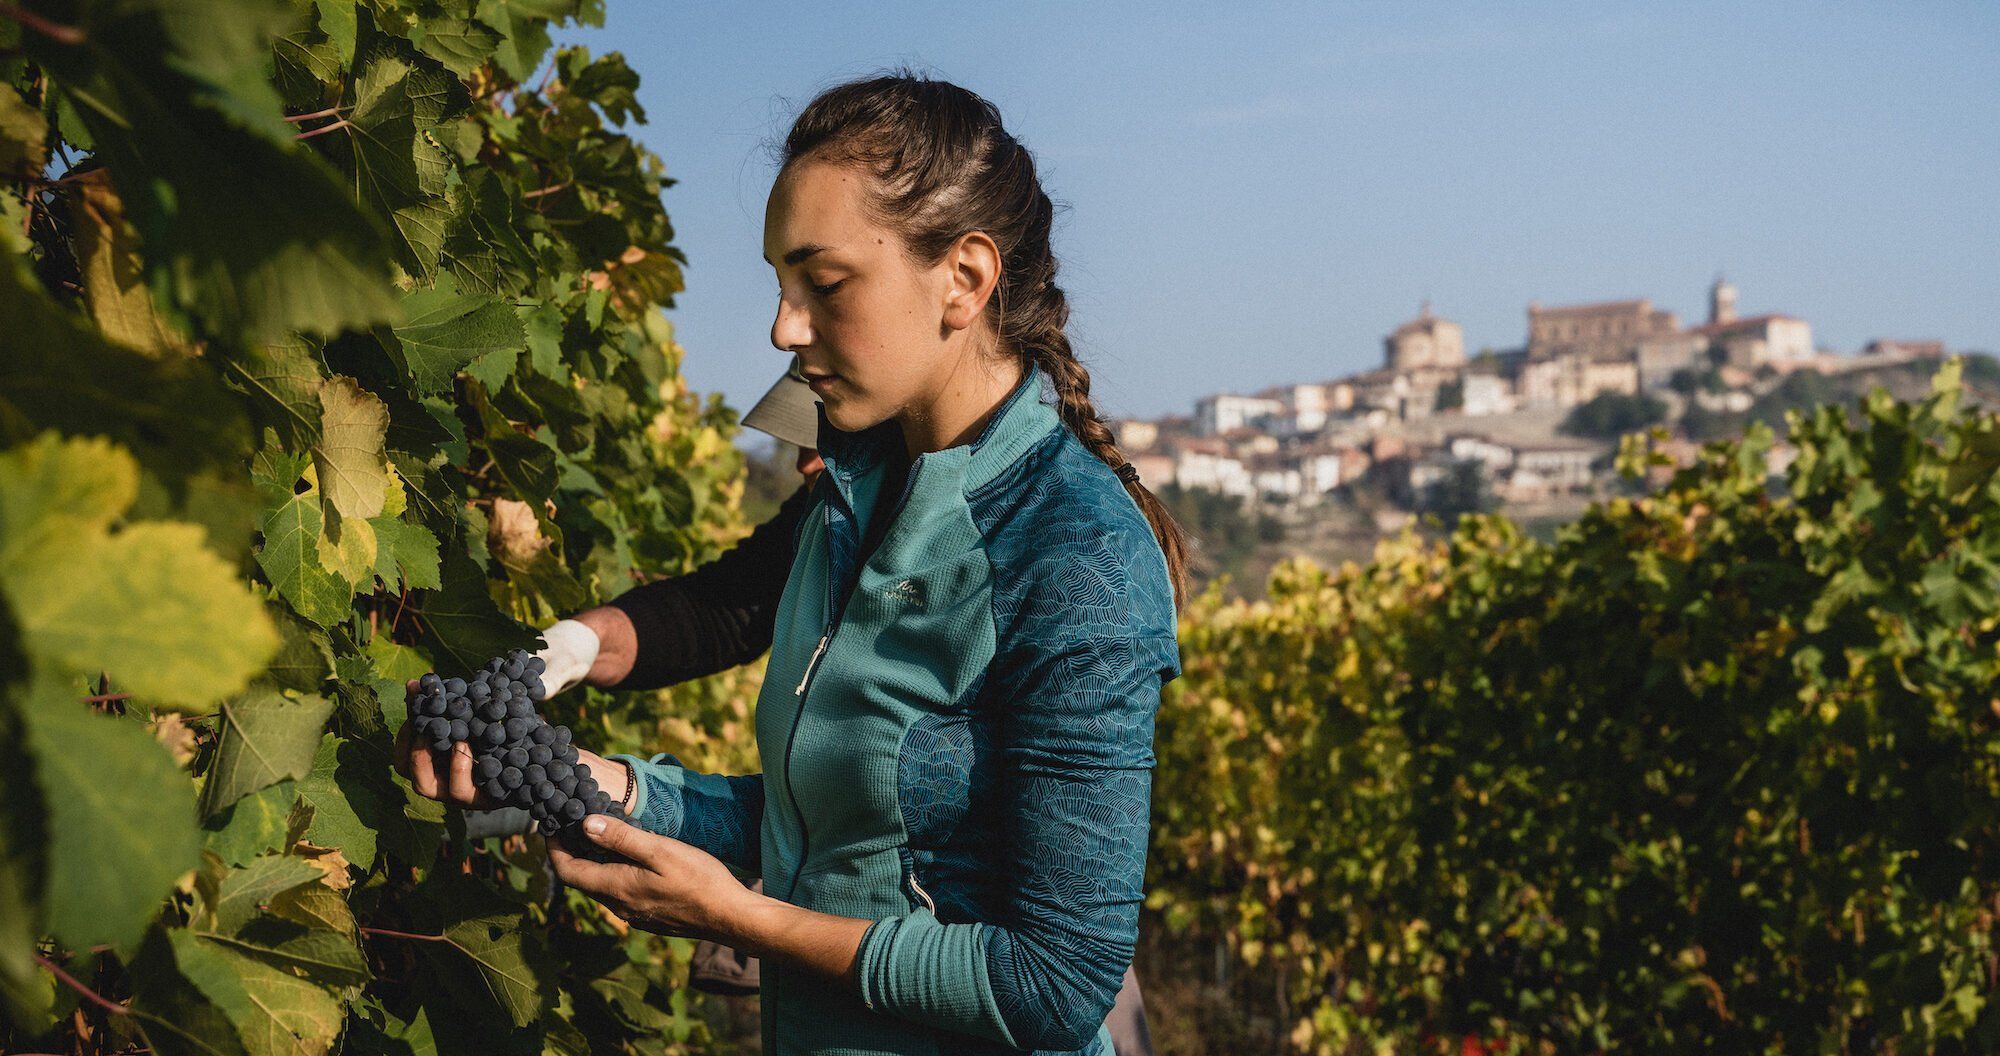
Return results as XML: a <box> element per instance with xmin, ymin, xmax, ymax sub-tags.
<box><xmin>771</xmin><ymin>292</ymin><xmax>812</xmax><ymax>353</ymax></box>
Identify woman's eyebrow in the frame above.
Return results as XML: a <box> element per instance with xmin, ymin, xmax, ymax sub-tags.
<box><xmin>763</xmin><ymin>243</ymin><xmax>833</xmax><ymax>267</ymax></box>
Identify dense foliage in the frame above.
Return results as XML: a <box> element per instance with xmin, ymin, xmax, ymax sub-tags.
<box><xmin>1150</xmin><ymin>362</ymin><xmax>2000</xmax><ymax>1052</ymax></box>
<box><xmin>1558</xmin><ymin>390</ymin><xmax>1667</xmax><ymax>440</ymax></box>
<box><xmin>0</xmin><ymin>1</ymin><xmax>764</xmax><ymax>1052</ymax></box>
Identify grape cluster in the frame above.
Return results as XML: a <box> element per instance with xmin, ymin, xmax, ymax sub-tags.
<box><xmin>406</xmin><ymin>648</ymin><xmax>619</xmax><ymax>837</ymax></box>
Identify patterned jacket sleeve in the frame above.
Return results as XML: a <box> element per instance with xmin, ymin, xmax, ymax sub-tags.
<box><xmin>609</xmin><ymin>751</ymin><xmax>764</xmax><ymax>882</ymax></box>
<box><xmin>852</xmin><ymin>531</ymin><xmax>1183</xmax><ymax>1050</ymax></box>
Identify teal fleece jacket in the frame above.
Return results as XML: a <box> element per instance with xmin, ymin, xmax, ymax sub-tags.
<box><xmin>613</xmin><ymin>362</ymin><xmax>1182</xmax><ymax>1055</ymax></box>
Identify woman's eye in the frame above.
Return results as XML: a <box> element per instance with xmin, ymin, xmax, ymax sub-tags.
<box><xmin>810</xmin><ymin>279</ymin><xmax>845</xmax><ymax>298</ymax></box>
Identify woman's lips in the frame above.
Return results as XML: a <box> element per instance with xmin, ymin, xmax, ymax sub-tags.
<box><xmin>805</xmin><ymin>373</ymin><xmax>839</xmax><ymax>393</ymax></box>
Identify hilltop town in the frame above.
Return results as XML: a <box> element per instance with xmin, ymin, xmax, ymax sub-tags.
<box><xmin>1110</xmin><ymin>279</ymin><xmax>1987</xmax><ymax>590</ymax></box>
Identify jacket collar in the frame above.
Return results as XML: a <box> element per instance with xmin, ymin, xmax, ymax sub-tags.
<box><xmin>813</xmin><ymin>360</ymin><xmax>1060</xmax><ymax>506</ymax></box>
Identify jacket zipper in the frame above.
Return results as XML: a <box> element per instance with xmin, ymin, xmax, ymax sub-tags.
<box><xmin>909</xmin><ymin>869</ymin><xmax>937</xmax><ymax>913</ymax></box>
<box><xmin>779</xmin><ymin>459</ymin><xmax>924</xmax><ymax>907</ymax></box>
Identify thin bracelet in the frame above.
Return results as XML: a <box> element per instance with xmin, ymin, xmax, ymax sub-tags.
<box><xmin>618</xmin><ymin>759</ymin><xmax>636</xmax><ymax>816</ymax></box>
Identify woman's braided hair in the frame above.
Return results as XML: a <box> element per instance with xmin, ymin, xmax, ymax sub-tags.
<box><xmin>780</xmin><ymin>70</ymin><xmax>1190</xmax><ymax>613</ymax></box>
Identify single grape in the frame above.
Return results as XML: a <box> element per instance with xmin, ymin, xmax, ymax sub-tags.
<box><xmin>475</xmin><ymin>755</ymin><xmax>502</xmax><ymax>780</ymax></box>
<box><xmin>524</xmin><ymin>677</ymin><xmax>545</xmax><ymax>701</ymax></box>
<box><xmin>544</xmin><ymin>759</ymin><xmax>571</xmax><ymax>783</ymax></box>
<box><xmin>504</xmin><ymin>746</ymin><xmax>529</xmax><ymax>770</ymax></box>
<box><xmin>505</xmin><ymin>717</ymin><xmax>532</xmax><ymax>742</ymax></box>
<box><xmin>551</xmin><ymin>726</ymin><xmax>572</xmax><ymax>748</ymax></box>
<box><xmin>444</xmin><ymin>677</ymin><xmax>466</xmax><ymax>696</ymax></box>
<box><xmin>530</xmin><ymin>725</ymin><xmax>555</xmax><ymax>746</ymax></box>
<box><xmin>524</xmin><ymin>763</ymin><xmax>547</xmax><ymax>785</ymax></box>
<box><xmin>447</xmin><ymin>718</ymin><xmax>467</xmax><ymax>742</ymax></box>
<box><xmin>588</xmin><ymin>790</ymin><xmax>614</xmax><ymax>814</ymax></box>
<box><xmin>533</xmin><ymin>780</ymin><xmax>556</xmax><ymax>802</ymax></box>
<box><xmin>485</xmin><ymin>656</ymin><xmax>504</xmax><ymax>673</ymax></box>
<box><xmin>503</xmin><ymin>657</ymin><xmax>523</xmax><ymax>680</ymax></box>
<box><xmin>528</xmin><ymin>800</ymin><xmax>549</xmax><ymax>821</ymax></box>
<box><xmin>481</xmin><ymin>724</ymin><xmax>507</xmax><ymax>747</ymax></box>
<box><xmin>499</xmin><ymin>766</ymin><xmax>523</xmax><ymax>790</ymax></box>
<box><xmin>509</xmin><ymin>783</ymin><xmax>535</xmax><ymax>808</ymax></box>
<box><xmin>528</xmin><ymin>744</ymin><xmax>552</xmax><ymax>767</ymax></box>
<box><xmin>430</xmin><ymin>736</ymin><xmax>453</xmax><ymax>753</ymax></box>
<box><xmin>575</xmin><ymin>775</ymin><xmax>599</xmax><ymax>799</ymax></box>
<box><xmin>562</xmin><ymin>798</ymin><xmax>588</xmax><ymax>821</ymax></box>
<box><xmin>557</xmin><ymin>774</ymin><xmax>577</xmax><ymax>796</ymax></box>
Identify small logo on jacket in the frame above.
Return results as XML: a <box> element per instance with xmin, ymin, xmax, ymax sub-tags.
<box><xmin>885</xmin><ymin>577</ymin><xmax>927</xmax><ymax>610</ymax></box>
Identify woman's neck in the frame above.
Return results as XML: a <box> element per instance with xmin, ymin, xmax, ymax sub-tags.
<box><xmin>893</xmin><ymin>354</ymin><xmax>1025</xmax><ymax>463</ymax></box>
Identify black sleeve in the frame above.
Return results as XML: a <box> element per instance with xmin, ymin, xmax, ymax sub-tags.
<box><xmin>603</xmin><ymin>479</ymin><xmax>816</xmax><ymax>692</ymax></box>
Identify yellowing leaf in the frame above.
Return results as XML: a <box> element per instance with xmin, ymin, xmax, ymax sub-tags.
<box><xmin>312</xmin><ymin>375</ymin><xmax>388</xmax><ymax>521</ymax></box>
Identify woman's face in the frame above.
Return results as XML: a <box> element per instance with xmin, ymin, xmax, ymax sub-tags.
<box><xmin>763</xmin><ymin>159</ymin><xmax>953</xmax><ymax>433</ymax></box>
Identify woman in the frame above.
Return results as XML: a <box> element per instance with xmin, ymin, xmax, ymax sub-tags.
<box><xmin>404</xmin><ymin>72</ymin><xmax>1188</xmax><ymax>1055</ymax></box>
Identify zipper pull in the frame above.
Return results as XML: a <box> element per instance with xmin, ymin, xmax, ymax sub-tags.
<box><xmin>795</xmin><ymin>633</ymin><xmax>830</xmax><ymax>696</ymax></box>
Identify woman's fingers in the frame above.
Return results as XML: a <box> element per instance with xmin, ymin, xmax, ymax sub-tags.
<box><xmin>448</xmin><ymin>741</ymin><xmax>481</xmax><ymax>805</ymax></box>
<box><xmin>392</xmin><ymin>720</ymin><xmax>414</xmax><ymax>781</ymax></box>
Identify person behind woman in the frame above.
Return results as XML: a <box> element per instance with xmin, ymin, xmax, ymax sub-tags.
<box><xmin>401</xmin><ymin>71</ymin><xmax>1188</xmax><ymax>1055</ymax></box>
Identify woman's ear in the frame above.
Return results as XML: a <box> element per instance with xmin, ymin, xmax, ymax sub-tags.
<box><xmin>941</xmin><ymin>230</ymin><xmax>1002</xmax><ymax>332</ymax></box>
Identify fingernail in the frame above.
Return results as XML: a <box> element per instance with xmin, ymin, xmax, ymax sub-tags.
<box><xmin>584</xmin><ymin>816</ymin><xmax>606</xmax><ymax>835</ymax></box>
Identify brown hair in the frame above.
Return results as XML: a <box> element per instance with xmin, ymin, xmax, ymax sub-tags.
<box><xmin>779</xmin><ymin>70</ymin><xmax>1191</xmax><ymax>614</ymax></box>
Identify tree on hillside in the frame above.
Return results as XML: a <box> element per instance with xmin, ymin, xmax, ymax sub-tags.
<box><xmin>1559</xmin><ymin>391</ymin><xmax>1667</xmax><ymax>439</ymax></box>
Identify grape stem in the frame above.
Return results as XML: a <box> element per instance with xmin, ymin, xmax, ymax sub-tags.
<box><xmin>357</xmin><ymin>926</ymin><xmax>451</xmax><ymax>943</ymax></box>
<box><xmin>32</xmin><ymin>952</ymin><xmax>130</xmax><ymax>1016</ymax></box>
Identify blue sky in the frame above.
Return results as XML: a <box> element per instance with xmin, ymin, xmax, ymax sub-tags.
<box><xmin>560</xmin><ymin>2</ymin><xmax>1999</xmax><ymax>434</ymax></box>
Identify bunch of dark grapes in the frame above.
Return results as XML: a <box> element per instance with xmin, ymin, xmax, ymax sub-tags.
<box><xmin>406</xmin><ymin>647</ymin><xmax>618</xmax><ymax>838</ymax></box>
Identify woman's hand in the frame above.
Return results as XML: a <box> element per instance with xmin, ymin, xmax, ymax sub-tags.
<box><xmin>547</xmin><ymin>814</ymin><xmax>757</xmax><ymax>942</ymax></box>
<box><xmin>393</xmin><ymin>679</ymin><xmax>632</xmax><ymax>810</ymax></box>
<box><xmin>394</xmin><ymin>680</ymin><xmax>505</xmax><ymax>809</ymax></box>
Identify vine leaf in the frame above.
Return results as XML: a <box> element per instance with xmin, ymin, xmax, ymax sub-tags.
<box><xmin>198</xmin><ymin>690</ymin><xmax>337</xmax><ymax>818</ymax></box>
<box><xmin>70</xmin><ymin>170</ymin><xmax>191</xmax><ymax>355</ymax></box>
<box><xmin>0</xmin><ymin>435</ymin><xmax>279</xmax><ymax>710</ymax></box>
<box><xmin>21</xmin><ymin>673</ymin><xmax>200</xmax><ymax>952</ymax></box>
<box><xmin>388</xmin><ymin>277</ymin><xmax>527</xmax><ymax>394</ymax></box>
<box><xmin>313</xmin><ymin>376</ymin><xmax>390</xmax><ymax>522</ymax></box>
<box><xmin>256</xmin><ymin>493</ymin><xmax>355</xmax><ymax>629</ymax></box>
<box><xmin>25</xmin><ymin>0</ymin><xmax>402</xmax><ymax>343</ymax></box>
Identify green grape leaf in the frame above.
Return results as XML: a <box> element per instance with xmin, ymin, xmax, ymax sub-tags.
<box><xmin>198</xmin><ymin>690</ymin><xmax>337</xmax><ymax>817</ymax></box>
<box><xmin>22</xmin><ymin>677</ymin><xmax>200</xmax><ymax>952</ymax></box>
<box><xmin>266</xmin><ymin>614</ymin><xmax>335</xmax><ymax>694</ymax></box>
<box><xmin>369</xmin><ymin>514</ymin><xmax>444</xmax><ymax>595</ymax></box>
<box><xmin>0</xmin><ymin>435</ymin><xmax>279</xmax><ymax>710</ymax></box>
<box><xmin>130</xmin><ymin>926</ymin><xmax>251</xmax><ymax>1056</ymax></box>
<box><xmin>222</xmin><ymin>340</ymin><xmax>327</xmax><ymax>453</ymax></box>
<box><xmin>414</xmin><ymin>545</ymin><xmax>534</xmax><ymax>676</ymax></box>
<box><xmin>204</xmin><ymin>854</ymin><xmax>323</xmax><ymax>936</ymax></box>
<box><xmin>320</xmin><ymin>33</ymin><xmax>468</xmax><ymax>276</ymax></box>
<box><xmin>477</xmin><ymin>0</ymin><xmax>579</xmax><ymax>79</ymax></box>
<box><xmin>257</xmin><ymin>493</ymin><xmax>355</xmax><ymax>628</ymax></box>
<box><xmin>416</xmin><ymin>17</ymin><xmax>504</xmax><ymax>75</ymax></box>
<box><xmin>389</xmin><ymin>280</ymin><xmax>527</xmax><ymax>394</ymax></box>
<box><xmin>203</xmin><ymin>779</ymin><xmax>300</xmax><ymax>867</ymax></box>
<box><xmin>0</xmin><ymin>262</ymin><xmax>253</xmax><ymax>485</ymax></box>
<box><xmin>179</xmin><ymin>928</ymin><xmax>347</xmax><ymax>1056</ymax></box>
<box><xmin>26</xmin><ymin>0</ymin><xmax>402</xmax><ymax>344</ymax></box>
<box><xmin>415</xmin><ymin>872</ymin><xmax>552</xmax><ymax>1027</ymax></box>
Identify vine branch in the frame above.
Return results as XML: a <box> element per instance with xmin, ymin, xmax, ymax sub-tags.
<box><xmin>0</xmin><ymin>1</ymin><xmax>85</xmax><ymax>45</ymax></box>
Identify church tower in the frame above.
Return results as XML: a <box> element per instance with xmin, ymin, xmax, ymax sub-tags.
<box><xmin>1709</xmin><ymin>273</ymin><xmax>1738</xmax><ymax>327</ymax></box>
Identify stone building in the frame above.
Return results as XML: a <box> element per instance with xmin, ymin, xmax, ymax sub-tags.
<box><xmin>1526</xmin><ymin>298</ymin><xmax>1680</xmax><ymax>361</ymax></box>
<box><xmin>1384</xmin><ymin>301</ymin><xmax>1466</xmax><ymax>372</ymax></box>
